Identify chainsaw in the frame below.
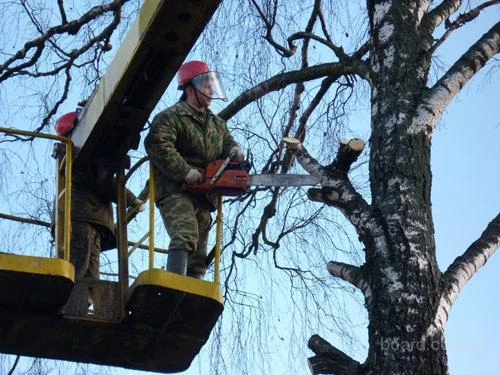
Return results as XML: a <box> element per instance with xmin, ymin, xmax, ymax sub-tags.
<box><xmin>183</xmin><ymin>157</ymin><xmax>320</xmax><ymax>196</ymax></box>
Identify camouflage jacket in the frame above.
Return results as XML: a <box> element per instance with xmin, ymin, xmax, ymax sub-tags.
<box><xmin>144</xmin><ymin>100</ymin><xmax>239</xmax><ymax>201</ymax></box>
<box><xmin>71</xmin><ymin>164</ymin><xmax>137</xmax><ymax>250</ymax></box>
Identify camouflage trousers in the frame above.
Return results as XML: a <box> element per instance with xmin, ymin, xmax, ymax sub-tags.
<box><xmin>157</xmin><ymin>193</ymin><xmax>212</xmax><ymax>276</ymax></box>
<box><xmin>70</xmin><ymin>221</ymin><xmax>101</xmax><ymax>281</ymax></box>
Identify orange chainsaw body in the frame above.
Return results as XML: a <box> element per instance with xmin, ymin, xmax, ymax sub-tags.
<box><xmin>184</xmin><ymin>160</ymin><xmax>250</xmax><ymax>196</ymax></box>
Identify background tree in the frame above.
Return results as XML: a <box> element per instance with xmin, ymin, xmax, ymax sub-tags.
<box><xmin>1</xmin><ymin>0</ymin><xmax>499</xmax><ymax>374</ymax></box>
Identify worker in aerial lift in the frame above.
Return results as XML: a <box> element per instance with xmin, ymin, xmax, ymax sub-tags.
<box><xmin>145</xmin><ymin>60</ymin><xmax>244</xmax><ymax>279</ymax></box>
<box><xmin>55</xmin><ymin>112</ymin><xmax>145</xmax><ymax>305</ymax></box>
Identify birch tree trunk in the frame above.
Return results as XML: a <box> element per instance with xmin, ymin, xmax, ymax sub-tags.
<box><xmin>364</xmin><ymin>1</ymin><xmax>446</xmax><ymax>373</ymax></box>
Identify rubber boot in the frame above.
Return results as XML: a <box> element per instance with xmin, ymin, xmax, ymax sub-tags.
<box><xmin>166</xmin><ymin>249</ymin><xmax>188</xmax><ymax>276</ymax></box>
<box><xmin>187</xmin><ymin>263</ymin><xmax>206</xmax><ymax>279</ymax></box>
<box><xmin>186</xmin><ymin>270</ymin><xmax>204</xmax><ymax>280</ymax></box>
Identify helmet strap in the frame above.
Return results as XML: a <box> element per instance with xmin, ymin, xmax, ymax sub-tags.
<box><xmin>193</xmin><ymin>88</ymin><xmax>210</xmax><ymax>110</ymax></box>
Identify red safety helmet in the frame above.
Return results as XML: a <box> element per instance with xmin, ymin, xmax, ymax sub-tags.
<box><xmin>55</xmin><ymin>112</ymin><xmax>77</xmax><ymax>135</ymax></box>
<box><xmin>177</xmin><ymin>60</ymin><xmax>209</xmax><ymax>89</ymax></box>
<box><xmin>177</xmin><ymin>60</ymin><xmax>227</xmax><ymax>100</ymax></box>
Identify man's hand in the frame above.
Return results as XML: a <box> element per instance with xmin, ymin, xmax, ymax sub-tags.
<box><xmin>229</xmin><ymin>146</ymin><xmax>244</xmax><ymax>162</ymax></box>
<box><xmin>132</xmin><ymin>199</ymin><xmax>146</xmax><ymax>212</ymax></box>
<box><xmin>126</xmin><ymin>198</ymin><xmax>145</xmax><ymax>220</ymax></box>
<box><xmin>184</xmin><ymin>168</ymin><xmax>203</xmax><ymax>184</ymax></box>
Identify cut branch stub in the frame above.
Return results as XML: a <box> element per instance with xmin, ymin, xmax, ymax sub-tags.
<box><xmin>307</xmin><ymin>187</ymin><xmax>327</xmax><ymax>203</ymax></box>
<box><xmin>282</xmin><ymin>136</ymin><xmax>302</xmax><ymax>150</ymax></box>
<box><xmin>326</xmin><ymin>138</ymin><xmax>365</xmax><ymax>174</ymax></box>
<box><xmin>308</xmin><ymin>334</ymin><xmax>362</xmax><ymax>375</ymax></box>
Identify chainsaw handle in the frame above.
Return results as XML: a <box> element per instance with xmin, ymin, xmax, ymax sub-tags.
<box><xmin>182</xmin><ymin>159</ymin><xmax>250</xmax><ymax>196</ymax></box>
<box><xmin>209</xmin><ymin>156</ymin><xmax>231</xmax><ymax>185</ymax></box>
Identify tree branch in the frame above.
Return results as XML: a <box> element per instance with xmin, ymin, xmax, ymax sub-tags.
<box><xmin>351</xmin><ymin>40</ymin><xmax>372</xmax><ymax>61</ymax></box>
<box><xmin>249</xmin><ymin>0</ymin><xmax>297</xmax><ymax>57</ymax></box>
<box><xmin>0</xmin><ymin>0</ymin><xmax>126</xmax><ymax>83</ymax></box>
<box><xmin>428</xmin><ymin>1</ymin><xmax>500</xmax><ymax>55</ymax></box>
<box><xmin>408</xmin><ymin>22</ymin><xmax>500</xmax><ymax>136</ymax></box>
<box><xmin>7</xmin><ymin>355</ymin><xmax>21</xmax><ymax>375</ymax></box>
<box><xmin>34</xmin><ymin>67</ymin><xmax>72</xmax><ymax>133</ymax></box>
<box><xmin>0</xmin><ymin>212</ymin><xmax>51</xmax><ymax>228</ymax></box>
<box><xmin>282</xmin><ymin>138</ymin><xmax>378</xmax><ymax>246</ymax></box>
<box><xmin>327</xmin><ymin>261</ymin><xmax>372</xmax><ymax>303</ymax></box>
<box><xmin>423</xmin><ymin>0</ymin><xmax>462</xmax><ymax>30</ymax></box>
<box><xmin>282</xmin><ymin>137</ymin><xmax>365</xmax><ymax>181</ymax></box>
<box><xmin>282</xmin><ymin>137</ymin><xmax>324</xmax><ymax>178</ymax></box>
<box><xmin>308</xmin><ymin>334</ymin><xmax>362</xmax><ymax>375</ymax></box>
<box><xmin>288</xmin><ymin>31</ymin><xmax>348</xmax><ymax>60</ymax></box>
<box><xmin>219</xmin><ymin>61</ymin><xmax>368</xmax><ymax>121</ymax></box>
<box><xmin>444</xmin><ymin>213</ymin><xmax>500</xmax><ymax>294</ymax></box>
<box><xmin>57</xmin><ymin>0</ymin><xmax>68</xmax><ymax>24</ymax></box>
<box><xmin>281</xmin><ymin>75</ymin><xmax>337</xmax><ymax>172</ymax></box>
<box><xmin>427</xmin><ymin>213</ymin><xmax>500</xmax><ymax>336</ymax></box>
<box><xmin>325</xmin><ymin>139</ymin><xmax>365</xmax><ymax>175</ymax></box>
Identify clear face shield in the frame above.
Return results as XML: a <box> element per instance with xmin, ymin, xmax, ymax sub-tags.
<box><xmin>191</xmin><ymin>71</ymin><xmax>227</xmax><ymax>100</ymax></box>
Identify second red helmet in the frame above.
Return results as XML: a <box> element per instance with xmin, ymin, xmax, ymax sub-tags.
<box><xmin>55</xmin><ymin>112</ymin><xmax>78</xmax><ymax>136</ymax></box>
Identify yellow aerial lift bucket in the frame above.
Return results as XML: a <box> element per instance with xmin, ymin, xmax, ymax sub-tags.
<box><xmin>0</xmin><ymin>127</ymin><xmax>75</xmax><ymax>313</ymax></box>
<box><xmin>124</xmin><ymin>166</ymin><xmax>224</xmax><ymax>372</ymax></box>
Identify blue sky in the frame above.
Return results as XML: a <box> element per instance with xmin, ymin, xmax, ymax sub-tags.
<box><xmin>433</xmin><ymin>74</ymin><xmax>500</xmax><ymax>375</ymax></box>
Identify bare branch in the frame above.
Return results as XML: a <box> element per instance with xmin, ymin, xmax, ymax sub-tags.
<box><xmin>281</xmin><ymin>75</ymin><xmax>337</xmax><ymax>171</ymax></box>
<box><xmin>308</xmin><ymin>334</ymin><xmax>362</xmax><ymax>375</ymax></box>
<box><xmin>283</xmin><ymin>137</ymin><xmax>365</xmax><ymax>178</ymax></box>
<box><xmin>423</xmin><ymin>0</ymin><xmax>462</xmax><ymax>30</ymax></box>
<box><xmin>0</xmin><ymin>212</ymin><xmax>51</xmax><ymax>228</ymax></box>
<box><xmin>249</xmin><ymin>0</ymin><xmax>296</xmax><ymax>57</ymax></box>
<box><xmin>288</xmin><ymin>31</ymin><xmax>348</xmax><ymax>60</ymax></box>
<box><xmin>250</xmin><ymin>188</ymin><xmax>280</xmax><ymax>252</ymax></box>
<box><xmin>300</xmin><ymin>0</ymin><xmax>321</xmax><ymax>65</ymax></box>
<box><xmin>327</xmin><ymin>261</ymin><xmax>371</xmax><ymax>302</ymax></box>
<box><xmin>316</xmin><ymin>2</ymin><xmax>334</xmax><ymax>45</ymax></box>
<box><xmin>445</xmin><ymin>213</ymin><xmax>500</xmax><ymax>290</ymax></box>
<box><xmin>219</xmin><ymin>61</ymin><xmax>368</xmax><ymax>121</ymax></box>
<box><xmin>409</xmin><ymin>22</ymin><xmax>500</xmax><ymax>136</ymax></box>
<box><xmin>428</xmin><ymin>1</ymin><xmax>500</xmax><ymax>55</ymax></box>
<box><xmin>35</xmin><ymin>67</ymin><xmax>72</xmax><ymax>133</ymax></box>
<box><xmin>428</xmin><ymin>214</ymin><xmax>500</xmax><ymax>334</ymax></box>
<box><xmin>325</xmin><ymin>139</ymin><xmax>365</xmax><ymax>175</ymax></box>
<box><xmin>7</xmin><ymin>356</ymin><xmax>21</xmax><ymax>375</ymax></box>
<box><xmin>0</xmin><ymin>0</ymin><xmax>127</xmax><ymax>83</ymax></box>
<box><xmin>275</xmin><ymin>3</ymin><xmax>323</xmax><ymax>171</ymax></box>
<box><xmin>282</xmin><ymin>138</ymin><xmax>324</xmax><ymax>178</ymax></box>
<box><xmin>351</xmin><ymin>40</ymin><xmax>372</xmax><ymax>60</ymax></box>
<box><xmin>249</xmin><ymin>0</ymin><xmax>355</xmax><ymax>62</ymax></box>
<box><xmin>283</xmin><ymin>138</ymin><xmax>378</xmax><ymax>246</ymax></box>
<box><xmin>57</xmin><ymin>0</ymin><xmax>68</xmax><ymax>24</ymax></box>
